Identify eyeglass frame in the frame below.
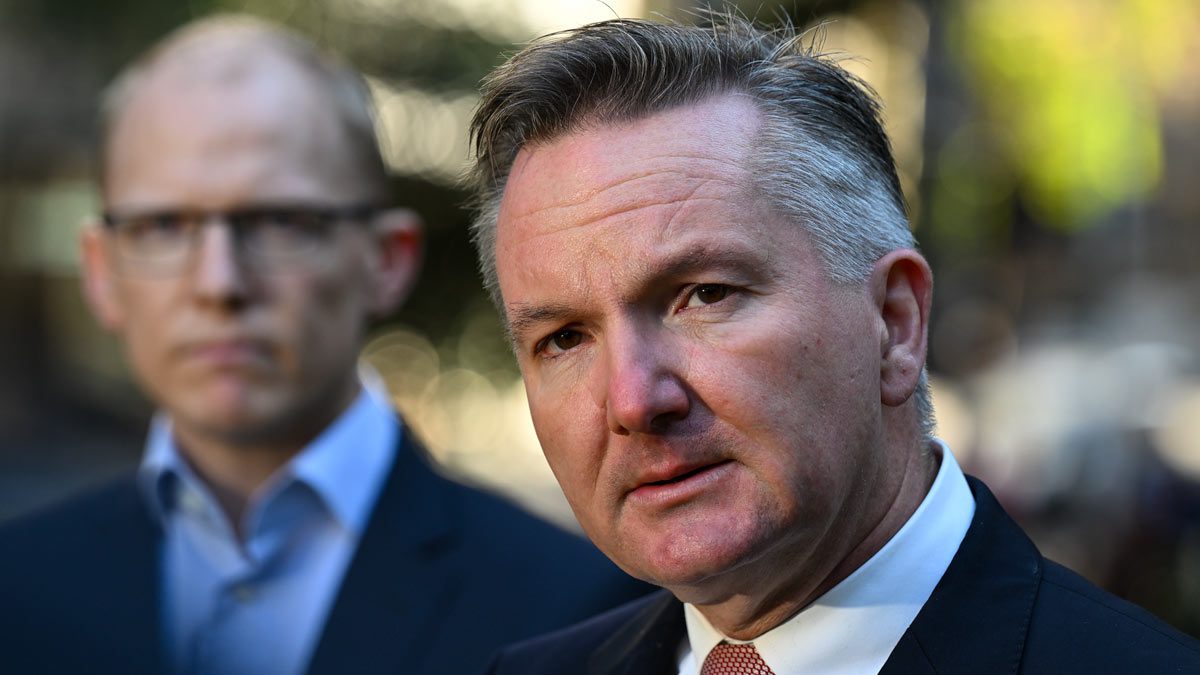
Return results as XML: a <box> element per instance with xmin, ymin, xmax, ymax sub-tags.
<box><xmin>99</xmin><ymin>202</ymin><xmax>382</xmax><ymax>274</ymax></box>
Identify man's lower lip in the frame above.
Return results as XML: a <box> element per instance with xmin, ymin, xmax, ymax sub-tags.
<box><xmin>627</xmin><ymin>461</ymin><xmax>735</xmax><ymax>507</ymax></box>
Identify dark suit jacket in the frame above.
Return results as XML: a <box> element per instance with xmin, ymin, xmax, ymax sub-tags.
<box><xmin>0</xmin><ymin>428</ymin><xmax>650</xmax><ymax>675</ymax></box>
<box><xmin>487</xmin><ymin>477</ymin><xmax>1200</xmax><ymax>674</ymax></box>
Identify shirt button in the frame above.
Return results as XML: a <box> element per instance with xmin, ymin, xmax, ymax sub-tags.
<box><xmin>178</xmin><ymin>488</ymin><xmax>206</xmax><ymax>516</ymax></box>
<box><xmin>231</xmin><ymin>584</ymin><xmax>257</xmax><ymax>603</ymax></box>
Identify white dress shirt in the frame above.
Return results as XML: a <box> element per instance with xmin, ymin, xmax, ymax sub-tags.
<box><xmin>139</xmin><ymin>386</ymin><xmax>399</xmax><ymax>675</ymax></box>
<box><xmin>677</xmin><ymin>440</ymin><xmax>975</xmax><ymax>675</ymax></box>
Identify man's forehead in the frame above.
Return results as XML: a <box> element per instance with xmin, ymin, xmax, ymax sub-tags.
<box><xmin>125</xmin><ymin>35</ymin><xmax>316</xmax><ymax>118</ymax></box>
<box><xmin>103</xmin><ymin>32</ymin><xmax>363</xmax><ymax>205</ymax></box>
<box><xmin>143</xmin><ymin>25</ymin><xmax>299</xmax><ymax>84</ymax></box>
<box><xmin>499</xmin><ymin>94</ymin><xmax>763</xmax><ymax>226</ymax></box>
<box><xmin>108</xmin><ymin>21</ymin><xmax>351</xmax><ymax>147</ymax></box>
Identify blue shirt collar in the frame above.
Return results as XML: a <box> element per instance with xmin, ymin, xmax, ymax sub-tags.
<box><xmin>138</xmin><ymin>385</ymin><xmax>399</xmax><ymax>538</ymax></box>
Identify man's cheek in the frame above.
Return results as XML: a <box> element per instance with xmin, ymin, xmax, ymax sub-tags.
<box><xmin>539</xmin><ymin>435</ymin><xmax>574</xmax><ymax>486</ymax></box>
<box><xmin>124</xmin><ymin>327</ymin><xmax>163</xmax><ymax>379</ymax></box>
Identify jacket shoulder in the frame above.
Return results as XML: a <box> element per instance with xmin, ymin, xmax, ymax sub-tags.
<box><xmin>888</xmin><ymin>477</ymin><xmax>1200</xmax><ymax>675</ymax></box>
<box><xmin>0</xmin><ymin>475</ymin><xmax>148</xmax><ymax>563</ymax></box>
<box><xmin>399</xmin><ymin>441</ymin><xmax>601</xmax><ymax>565</ymax></box>
<box><xmin>1022</xmin><ymin>559</ymin><xmax>1200</xmax><ymax>671</ymax></box>
<box><xmin>488</xmin><ymin>591</ymin><xmax>674</xmax><ymax>675</ymax></box>
<box><xmin>0</xmin><ymin>475</ymin><xmax>155</xmax><ymax>600</ymax></box>
<box><xmin>0</xmin><ymin>476</ymin><xmax>163</xmax><ymax>674</ymax></box>
<box><xmin>450</xmin><ymin>478</ymin><xmax>605</xmax><ymax>565</ymax></box>
<box><xmin>433</xmin><ymin>472</ymin><xmax>655</xmax><ymax>618</ymax></box>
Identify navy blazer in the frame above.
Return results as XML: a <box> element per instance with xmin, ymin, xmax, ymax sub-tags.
<box><xmin>0</xmin><ymin>428</ymin><xmax>650</xmax><ymax>674</ymax></box>
<box><xmin>487</xmin><ymin>477</ymin><xmax>1200</xmax><ymax>674</ymax></box>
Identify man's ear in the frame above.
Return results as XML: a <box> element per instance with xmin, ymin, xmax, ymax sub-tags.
<box><xmin>366</xmin><ymin>208</ymin><xmax>423</xmax><ymax>316</ymax></box>
<box><xmin>80</xmin><ymin>219</ymin><xmax>126</xmax><ymax>332</ymax></box>
<box><xmin>870</xmin><ymin>249</ymin><xmax>932</xmax><ymax>408</ymax></box>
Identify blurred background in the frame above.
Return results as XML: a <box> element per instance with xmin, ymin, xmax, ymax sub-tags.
<box><xmin>2</xmin><ymin>0</ymin><xmax>1198</xmax><ymax>634</ymax></box>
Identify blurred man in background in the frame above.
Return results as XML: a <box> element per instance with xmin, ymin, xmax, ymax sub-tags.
<box><xmin>469</xmin><ymin>16</ymin><xmax>1200</xmax><ymax>674</ymax></box>
<box><xmin>0</xmin><ymin>15</ymin><xmax>644</xmax><ymax>675</ymax></box>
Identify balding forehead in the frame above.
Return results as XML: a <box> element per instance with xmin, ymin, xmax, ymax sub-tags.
<box><xmin>125</xmin><ymin>31</ymin><xmax>320</xmax><ymax>113</ymax></box>
<box><xmin>108</xmin><ymin>43</ymin><xmax>338</xmax><ymax>160</ymax></box>
<box><xmin>143</xmin><ymin>24</ymin><xmax>313</xmax><ymax>85</ymax></box>
<box><xmin>98</xmin><ymin>16</ymin><xmax>389</xmax><ymax>201</ymax></box>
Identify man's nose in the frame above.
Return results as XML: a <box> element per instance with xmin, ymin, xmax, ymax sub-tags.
<box><xmin>190</xmin><ymin>222</ymin><xmax>250</xmax><ymax>306</ymax></box>
<box><xmin>595</xmin><ymin>326</ymin><xmax>691</xmax><ymax>435</ymax></box>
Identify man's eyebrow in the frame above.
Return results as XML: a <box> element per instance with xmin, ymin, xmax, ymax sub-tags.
<box><xmin>503</xmin><ymin>244</ymin><xmax>766</xmax><ymax>344</ymax></box>
<box><xmin>653</xmin><ymin>244</ymin><xmax>765</xmax><ymax>279</ymax></box>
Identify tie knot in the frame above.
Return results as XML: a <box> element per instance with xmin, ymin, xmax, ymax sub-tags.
<box><xmin>700</xmin><ymin>641</ymin><xmax>776</xmax><ymax>675</ymax></box>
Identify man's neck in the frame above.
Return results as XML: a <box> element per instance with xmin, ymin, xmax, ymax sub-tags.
<box><xmin>689</xmin><ymin>441</ymin><xmax>939</xmax><ymax>640</ymax></box>
<box><xmin>172</xmin><ymin>430</ymin><xmax>303</xmax><ymax>538</ymax></box>
<box><xmin>166</xmin><ymin>383</ymin><xmax>363</xmax><ymax>535</ymax></box>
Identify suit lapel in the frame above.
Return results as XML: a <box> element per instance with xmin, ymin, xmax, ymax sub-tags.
<box><xmin>881</xmin><ymin>477</ymin><xmax>1042</xmax><ymax>675</ymax></box>
<box><xmin>306</xmin><ymin>430</ymin><xmax>461</xmax><ymax>675</ymax></box>
<box><xmin>588</xmin><ymin>591</ymin><xmax>686</xmax><ymax>675</ymax></box>
<box><xmin>82</xmin><ymin>479</ymin><xmax>164</xmax><ymax>673</ymax></box>
<box><xmin>122</xmin><ymin>490</ymin><xmax>166</xmax><ymax>673</ymax></box>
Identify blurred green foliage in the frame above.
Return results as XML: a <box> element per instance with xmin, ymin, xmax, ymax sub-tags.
<box><xmin>947</xmin><ymin>0</ymin><xmax>1195</xmax><ymax>232</ymax></box>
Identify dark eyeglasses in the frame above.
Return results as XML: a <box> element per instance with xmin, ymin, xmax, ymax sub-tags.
<box><xmin>100</xmin><ymin>203</ymin><xmax>379</xmax><ymax>274</ymax></box>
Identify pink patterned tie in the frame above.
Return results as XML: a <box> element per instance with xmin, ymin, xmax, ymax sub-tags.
<box><xmin>700</xmin><ymin>641</ymin><xmax>777</xmax><ymax>675</ymax></box>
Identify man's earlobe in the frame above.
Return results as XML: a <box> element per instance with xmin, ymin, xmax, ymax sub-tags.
<box><xmin>872</xmin><ymin>249</ymin><xmax>932</xmax><ymax>408</ymax></box>
<box><xmin>368</xmin><ymin>208</ymin><xmax>423</xmax><ymax>316</ymax></box>
<box><xmin>79</xmin><ymin>220</ymin><xmax>125</xmax><ymax>332</ymax></box>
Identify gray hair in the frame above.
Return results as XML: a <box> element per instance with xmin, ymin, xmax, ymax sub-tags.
<box><xmin>468</xmin><ymin>15</ymin><xmax>933</xmax><ymax>437</ymax></box>
<box><xmin>99</xmin><ymin>14</ymin><xmax>389</xmax><ymax>200</ymax></box>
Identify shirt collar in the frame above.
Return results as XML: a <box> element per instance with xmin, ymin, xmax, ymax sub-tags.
<box><xmin>682</xmin><ymin>440</ymin><xmax>976</xmax><ymax>674</ymax></box>
<box><xmin>138</xmin><ymin>411</ymin><xmax>183</xmax><ymax>527</ymax></box>
<box><xmin>138</xmin><ymin>380</ymin><xmax>399</xmax><ymax>538</ymax></box>
<box><xmin>287</xmin><ymin>384</ymin><xmax>398</xmax><ymax>535</ymax></box>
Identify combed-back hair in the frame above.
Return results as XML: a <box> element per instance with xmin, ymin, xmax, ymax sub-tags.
<box><xmin>99</xmin><ymin>14</ymin><xmax>389</xmax><ymax>200</ymax></box>
<box><xmin>468</xmin><ymin>14</ymin><xmax>933</xmax><ymax>437</ymax></box>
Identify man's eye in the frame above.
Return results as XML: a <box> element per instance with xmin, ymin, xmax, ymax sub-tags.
<box><xmin>539</xmin><ymin>329</ymin><xmax>584</xmax><ymax>356</ymax></box>
<box><xmin>683</xmin><ymin>284</ymin><xmax>732</xmax><ymax>308</ymax></box>
<box><xmin>125</xmin><ymin>214</ymin><xmax>187</xmax><ymax>238</ymax></box>
<box><xmin>234</xmin><ymin>210</ymin><xmax>306</xmax><ymax>231</ymax></box>
<box><xmin>238</xmin><ymin>210</ymin><xmax>328</xmax><ymax>254</ymax></box>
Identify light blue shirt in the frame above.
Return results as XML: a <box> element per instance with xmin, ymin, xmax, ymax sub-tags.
<box><xmin>139</xmin><ymin>388</ymin><xmax>399</xmax><ymax>675</ymax></box>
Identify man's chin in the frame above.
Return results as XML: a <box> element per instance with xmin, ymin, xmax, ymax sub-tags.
<box><xmin>168</xmin><ymin>397</ymin><xmax>294</xmax><ymax>448</ymax></box>
<box><xmin>617</xmin><ymin>532</ymin><xmax>769</xmax><ymax>598</ymax></box>
<box><xmin>611</xmin><ymin>498</ymin><xmax>771</xmax><ymax>566</ymax></box>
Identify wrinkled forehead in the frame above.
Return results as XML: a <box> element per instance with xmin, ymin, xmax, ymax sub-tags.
<box><xmin>497</xmin><ymin>94</ymin><xmax>764</xmax><ymax>236</ymax></box>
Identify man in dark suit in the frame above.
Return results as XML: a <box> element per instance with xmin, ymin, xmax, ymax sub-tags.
<box><xmin>466</xmin><ymin>16</ymin><xmax>1200</xmax><ymax>674</ymax></box>
<box><xmin>0</xmin><ymin>15</ymin><xmax>645</xmax><ymax>675</ymax></box>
